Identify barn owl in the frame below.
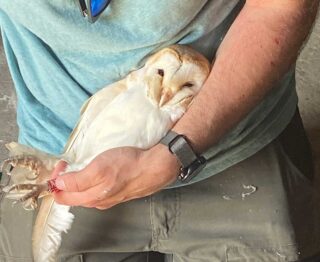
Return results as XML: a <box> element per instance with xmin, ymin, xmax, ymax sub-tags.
<box><xmin>0</xmin><ymin>45</ymin><xmax>210</xmax><ymax>262</ymax></box>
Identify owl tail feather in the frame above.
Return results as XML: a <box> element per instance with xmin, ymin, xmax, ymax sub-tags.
<box><xmin>32</xmin><ymin>197</ymin><xmax>74</xmax><ymax>262</ymax></box>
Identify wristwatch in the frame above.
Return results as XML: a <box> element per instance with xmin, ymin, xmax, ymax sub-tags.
<box><xmin>160</xmin><ymin>131</ymin><xmax>207</xmax><ymax>183</ymax></box>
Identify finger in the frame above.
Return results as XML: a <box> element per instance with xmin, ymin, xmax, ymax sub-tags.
<box><xmin>54</xmin><ymin>159</ymin><xmax>115</xmax><ymax>192</ymax></box>
<box><xmin>95</xmin><ymin>204</ymin><xmax>117</xmax><ymax>210</ymax></box>
<box><xmin>96</xmin><ymin>206</ymin><xmax>106</xmax><ymax>210</ymax></box>
<box><xmin>81</xmin><ymin>189</ymin><xmax>113</xmax><ymax>208</ymax></box>
<box><xmin>54</xmin><ymin>168</ymin><xmax>97</xmax><ymax>192</ymax></box>
<box><xmin>54</xmin><ymin>171</ymin><xmax>83</xmax><ymax>192</ymax></box>
<box><xmin>86</xmin><ymin>181</ymin><xmax>154</xmax><ymax>209</ymax></box>
<box><xmin>91</xmin><ymin>191</ymin><xmax>133</xmax><ymax>210</ymax></box>
<box><xmin>84</xmin><ymin>179</ymin><xmax>154</xmax><ymax>209</ymax></box>
<box><xmin>92</xmin><ymin>198</ymin><xmax>124</xmax><ymax>210</ymax></box>
<box><xmin>51</xmin><ymin>160</ymin><xmax>68</xmax><ymax>179</ymax></box>
<box><xmin>53</xmin><ymin>182</ymin><xmax>114</xmax><ymax>206</ymax></box>
<box><xmin>82</xmin><ymin>202</ymin><xmax>113</xmax><ymax>209</ymax></box>
<box><xmin>53</xmin><ymin>190</ymin><xmax>98</xmax><ymax>206</ymax></box>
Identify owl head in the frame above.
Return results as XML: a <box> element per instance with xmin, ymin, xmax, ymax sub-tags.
<box><xmin>141</xmin><ymin>45</ymin><xmax>211</xmax><ymax>109</ymax></box>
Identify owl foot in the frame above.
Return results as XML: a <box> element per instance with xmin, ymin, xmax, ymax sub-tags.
<box><xmin>1</xmin><ymin>155</ymin><xmax>43</xmax><ymax>180</ymax></box>
<box><xmin>0</xmin><ymin>156</ymin><xmax>50</xmax><ymax>210</ymax></box>
<box><xmin>1</xmin><ymin>182</ymin><xmax>49</xmax><ymax>210</ymax></box>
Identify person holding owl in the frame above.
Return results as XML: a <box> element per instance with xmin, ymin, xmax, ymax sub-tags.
<box><xmin>0</xmin><ymin>0</ymin><xmax>319</xmax><ymax>261</ymax></box>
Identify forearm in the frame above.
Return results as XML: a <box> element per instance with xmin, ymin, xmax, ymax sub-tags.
<box><xmin>173</xmin><ymin>1</ymin><xmax>319</xmax><ymax>153</ymax></box>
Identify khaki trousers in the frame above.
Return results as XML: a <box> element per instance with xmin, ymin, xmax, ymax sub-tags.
<box><xmin>1</xmin><ymin>111</ymin><xmax>319</xmax><ymax>262</ymax></box>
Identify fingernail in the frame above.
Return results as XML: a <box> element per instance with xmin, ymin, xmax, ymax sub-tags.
<box><xmin>55</xmin><ymin>178</ymin><xmax>66</xmax><ymax>191</ymax></box>
<box><xmin>47</xmin><ymin>179</ymin><xmax>61</xmax><ymax>193</ymax></box>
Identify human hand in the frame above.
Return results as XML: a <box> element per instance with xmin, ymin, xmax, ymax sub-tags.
<box><xmin>51</xmin><ymin>144</ymin><xmax>179</xmax><ymax>209</ymax></box>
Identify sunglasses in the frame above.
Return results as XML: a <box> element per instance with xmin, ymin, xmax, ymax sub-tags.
<box><xmin>77</xmin><ymin>0</ymin><xmax>112</xmax><ymax>23</ymax></box>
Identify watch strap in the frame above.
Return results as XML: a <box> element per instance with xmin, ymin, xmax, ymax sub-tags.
<box><xmin>160</xmin><ymin>131</ymin><xmax>206</xmax><ymax>182</ymax></box>
<box><xmin>160</xmin><ymin>131</ymin><xmax>198</xmax><ymax>167</ymax></box>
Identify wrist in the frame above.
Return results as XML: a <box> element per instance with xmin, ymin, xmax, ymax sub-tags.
<box><xmin>142</xmin><ymin>143</ymin><xmax>180</xmax><ymax>184</ymax></box>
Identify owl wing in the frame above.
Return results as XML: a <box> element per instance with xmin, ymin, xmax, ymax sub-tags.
<box><xmin>32</xmin><ymin>79</ymin><xmax>128</xmax><ymax>262</ymax></box>
<box><xmin>63</xmin><ymin>79</ymin><xmax>128</xmax><ymax>153</ymax></box>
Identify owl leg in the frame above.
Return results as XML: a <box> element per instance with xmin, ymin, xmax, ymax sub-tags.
<box><xmin>1</xmin><ymin>155</ymin><xmax>43</xmax><ymax>180</ymax></box>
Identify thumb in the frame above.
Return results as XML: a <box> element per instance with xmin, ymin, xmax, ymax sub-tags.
<box><xmin>54</xmin><ymin>171</ymin><xmax>79</xmax><ymax>192</ymax></box>
<box><xmin>54</xmin><ymin>167</ymin><xmax>92</xmax><ymax>192</ymax></box>
<box><xmin>51</xmin><ymin>160</ymin><xmax>68</xmax><ymax>179</ymax></box>
<box><xmin>53</xmin><ymin>155</ymin><xmax>114</xmax><ymax>192</ymax></box>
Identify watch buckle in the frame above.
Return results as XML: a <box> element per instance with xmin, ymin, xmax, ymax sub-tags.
<box><xmin>179</xmin><ymin>156</ymin><xmax>206</xmax><ymax>183</ymax></box>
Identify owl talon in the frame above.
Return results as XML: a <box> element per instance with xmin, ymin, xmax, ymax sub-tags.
<box><xmin>24</xmin><ymin>197</ymin><xmax>38</xmax><ymax>210</ymax></box>
<box><xmin>13</xmin><ymin>197</ymin><xmax>38</xmax><ymax>210</ymax></box>
<box><xmin>1</xmin><ymin>155</ymin><xmax>43</xmax><ymax>180</ymax></box>
<box><xmin>3</xmin><ymin>183</ymin><xmax>48</xmax><ymax>209</ymax></box>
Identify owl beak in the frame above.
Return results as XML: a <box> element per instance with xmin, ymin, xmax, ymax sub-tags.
<box><xmin>159</xmin><ymin>89</ymin><xmax>173</xmax><ymax>107</ymax></box>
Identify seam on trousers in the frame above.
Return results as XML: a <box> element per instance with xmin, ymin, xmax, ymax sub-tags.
<box><xmin>225</xmin><ymin>245</ymin><xmax>299</xmax><ymax>262</ymax></box>
<box><xmin>150</xmin><ymin>195</ymin><xmax>158</xmax><ymax>250</ymax></box>
<box><xmin>225</xmin><ymin>246</ymin><xmax>228</xmax><ymax>262</ymax></box>
<box><xmin>0</xmin><ymin>254</ymin><xmax>33</xmax><ymax>261</ymax></box>
<box><xmin>158</xmin><ymin>189</ymin><xmax>180</xmax><ymax>240</ymax></box>
<box><xmin>172</xmin><ymin>188</ymin><xmax>180</xmax><ymax>237</ymax></box>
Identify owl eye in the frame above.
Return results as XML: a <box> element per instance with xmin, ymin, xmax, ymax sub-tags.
<box><xmin>183</xmin><ymin>82</ymin><xmax>194</xmax><ymax>88</ymax></box>
<box><xmin>157</xmin><ymin>69</ymin><xmax>164</xmax><ymax>77</ymax></box>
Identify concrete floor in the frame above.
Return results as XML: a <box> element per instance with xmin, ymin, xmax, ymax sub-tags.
<box><xmin>0</xmin><ymin>37</ymin><xmax>17</xmax><ymax>161</ymax></box>
<box><xmin>0</xmin><ymin>16</ymin><xmax>320</xmax><ymax>179</ymax></box>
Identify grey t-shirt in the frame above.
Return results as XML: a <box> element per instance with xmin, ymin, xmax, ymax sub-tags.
<box><xmin>0</xmin><ymin>0</ymin><xmax>297</xmax><ymax>187</ymax></box>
